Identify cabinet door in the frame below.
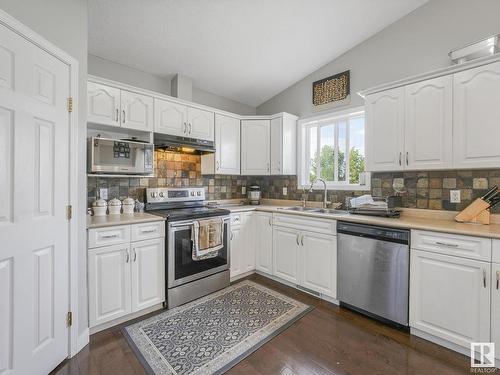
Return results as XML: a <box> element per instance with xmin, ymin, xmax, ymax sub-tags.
<box><xmin>187</xmin><ymin>107</ymin><xmax>214</xmax><ymax>141</ymax></box>
<box><xmin>120</xmin><ymin>90</ymin><xmax>154</xmax><ymax>131</ymax></box>
<box><xmin>270</xmin><ymin>117</ymin><xmax>283</xmax><ymax>175</ymax></box>
<box><xmin>216</xmin><ymin>114</ymin><xmax>240</xmax><ymax>174</ymax></box>
<box><xmin>230</xmin><ymin>226</ymin><xmax>243</xmax><ymax>278</ymax></box>
<box><xmin>273</xmin><ymin>227</ymin><xmax>299</xmax><ymax>284</ymax></box>
<box><xmin>365</xmin><ymin>87</ymin><xmax>404</xmax><ymax>171</ymax></box>
<box><xmin>154</xmin><ymin>98</ymin><xmax>187</xmax><ymax>136</ymax></box>
<box><xmin>241</xmin><ymin>213</ymin><xmax>255</xmax><ymax>273</ymax></box>
<box><xmin>405</xmin><ymin>76</ymin><xmax>452</xmax><ymax>170</ymax></box>
<box><xmin>88</xmin><ymin>244</ymin><xmax>131</xmax><ymax>327</ymax></box>
<box><xmin>241</xmin><ymin>120</ymin><xmax>271</xmax><ymax>175</ymax></box>
<box><xmin>87</xmin><ymin>82</ymin><xmax>120</xmax><ymax>126</ymax></box>
<box><xmin>300</xmin><ymin>232</ymin><xmax>336</xmax><ymax>298</ymax></box>
<box><xmin>492</xmin><ymin>263</ymin><xmax>500</xmax><ymax>361</ymax></box>
<box><xmin>255</xmin><ymin>213</ymin><xmax>273</xmax><ymax>274</ymax></box>
<box><xmin>131</xmin><ymin>238</ymin><xmax>165</xmax><ymax>312</ymax></box>
<box><xmin>410</xmin><ymin>249</ymin><xmax>490</xmax><ymax>349</ymax></box>
<box><xmin>454</xmin><ymin>61</ymin><xmax>500</xmax><ymax>168</ymax></box>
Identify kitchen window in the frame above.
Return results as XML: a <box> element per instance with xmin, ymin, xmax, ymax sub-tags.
<box><xmin>298</xmin><ymin>106</ymin><xmax>369</xmax><ymax>190</ymax></box>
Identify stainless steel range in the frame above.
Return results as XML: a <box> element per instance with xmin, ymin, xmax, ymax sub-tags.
<box><xmin>145</xmin><ymin>187</ymin><xmax>231</xmax><ymax>308</ymax></box>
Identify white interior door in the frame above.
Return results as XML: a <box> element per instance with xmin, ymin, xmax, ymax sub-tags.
<box><xmin>120</xmin><ymin>90</ymin><xmax>154</xmax><ymax>131</ymax></box>
<box><xmin>0</xmin><ymin>23</ymin><xmax>71</xmax><ymax>374</ymax></box>
<box><xmin>131</xmin><ymin>239</ymin><xmax>165</xmax><ymax>311</ymax></box>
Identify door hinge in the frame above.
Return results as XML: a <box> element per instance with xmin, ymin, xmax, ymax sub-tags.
<box><xmin>66</xmin><ymin>205</ymin><xmax>72</xmax><ymax>220</ymax></box>
<box><xmin>67</xmin><ymin>311</ymin><xmax>73</xmax><ymax>327</ymax></box>
<box><xmin>67</xmin><ymin>97</ymin><xmax>73</xmax><ymax>113</ymax></box>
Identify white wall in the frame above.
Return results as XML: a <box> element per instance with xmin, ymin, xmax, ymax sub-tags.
<box><xmin>89</xmin><ymin>53</ymin><xmax>256</xmax><ymax>115</ymax></box>
<box><xmin>0</xmin><ymin>0</ymin><xmax>89</xmax><ymax>342</ymax></box>
<box><xmin>257</xmin><ymin>0</ymin><xmax>500</xmax><ymax>117</ymax></box>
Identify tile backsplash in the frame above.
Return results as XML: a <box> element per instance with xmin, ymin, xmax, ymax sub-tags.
<box><xmin>87</xmin><ymin>150</ymin><xmax>500</xmax><ymax>213</ymax></box>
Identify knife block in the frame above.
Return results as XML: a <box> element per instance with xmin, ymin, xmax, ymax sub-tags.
<box><xmin>455</xmin><ymin>198</ymin><xmax>491</xmax><ymax>225</ymax></box>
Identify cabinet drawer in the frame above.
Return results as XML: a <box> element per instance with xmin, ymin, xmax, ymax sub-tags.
<box><xmin>131</xmin><ymin>221</ymin><xmax>165</xmax><ymax>242</ymax></box>
<box><xmin>411</xmin><ymin>230</ymin><xmax>491</xmax><ymax>261</ymax></box>
<box><xmin>88</xmin><ymin>225</ymin><xmax>130</xmax><ymax>249</ymax></box>
<box><xmin>273</xmin><ymin>214</ymin><xmax>336</xmax><ymax>235</ymax></box>
<box><xmin>493</xmin><ymin>239</ymin><xmax>500</xmax><ymax>263</ymax></box>
<box><xmin>231</xmin><ymin>212</ymin><xmax>252</xmax><ymax>226</ymax></box>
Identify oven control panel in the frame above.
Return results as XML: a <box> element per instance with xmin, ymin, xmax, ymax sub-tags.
<box><xmin>146</xmin><ymin>188</ymin><xmax>205</xmax><ymax>203</ymax></box>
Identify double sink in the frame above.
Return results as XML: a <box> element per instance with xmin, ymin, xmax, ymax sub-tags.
<box><xmin>279</xmin><ymin>206</ymin><xmax>346</xmax><ymax>215</ymax></box>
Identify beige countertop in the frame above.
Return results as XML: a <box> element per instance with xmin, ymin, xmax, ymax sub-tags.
<box><xmin>216</xmin><ymin>201</ymin><xmax>500</xmax><ymax>240</ymax></box>
<box><xmin>87</xmin><ymin>212</ymin><xmax>165</xmax><ymax>229</ymax></box>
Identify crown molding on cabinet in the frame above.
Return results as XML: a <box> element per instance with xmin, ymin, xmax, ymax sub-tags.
<box><xmin>358</xmin><ymin>54</ymin><xmax>500</xmax><ymax>98</ymax></box>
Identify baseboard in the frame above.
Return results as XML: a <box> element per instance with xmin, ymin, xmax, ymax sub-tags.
<box><xmin>77</xmin><ymin>328</ymin><xmax>89</xmax><ymax>353</ymax></box>
<box><xmin>230</xmin><ymin>270</ymin><xmax>255</xmax><ymax>282</ymax></box>
<box><xmin>90</xmin><ymin>303</ymin><xmax>164</xmax><ymax>335</ymax></box>
<box><xmin>410</xmin><ymin>328</ymin><xmax>471</xmax><ymax>357</ymax></box>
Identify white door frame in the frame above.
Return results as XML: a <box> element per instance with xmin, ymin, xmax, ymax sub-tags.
<box><xmin>0</xmin><ymin>9</ymin><xmax>83</xmax><ymax>357</ymax></box>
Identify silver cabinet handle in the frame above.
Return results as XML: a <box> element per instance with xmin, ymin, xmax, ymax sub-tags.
<box><xmin>141</xmin><ymin>229</ymin><xmax>156</xmax><ymax>233</ymax></box>
<box><xmin>296</xmin><ymin>234</ymin><xmax>299</xmax><ymax>246</ymax></box>
<box><xmin>101</xmin><ymin>234</ymin><xmax>118</xmax><ymax>239</ymax></box>
<box><xmin>435</xmin><ymin>241</ymin><xmax>459</xmax><ymax>248</ymax></box>
<box><xmin>116</xmin><ymin>108</ymin><xmax>119</xmax><ymax>122</ymax></box>
<box><xmin>268</xmin><ymin>218</ymin><xmax>272</xmax><ymax>226</ymax></box>
<box><xmin>133</xmin><ymin>249</ymin><xmax>137</xmax><ymax>262</ymax></box>
<box><xmin>301</xmin><ymin>235</ymin><xmax>304</xmax><ymax>246</ymax></box>
<box><xmin>125</xmin><ymin>249</ymin><xmax>129</xmax><ymax>263</ymax></box>
<box><xmin>230</xmin><ymin>231</ymin><xmax>234</xmax><ymax>240</ymax></box>
<box><xmin>216</xmin><ymin>161</ymin><xmax>220</xmax><ymax>171</ymax></box>
<box><xmin>189</xmin><ymin>123</ymin><xmax>192</xmax><ymax>134</ymax></box>
<box><xmin>496</xmin><ymin>271</ymin><xmax>499</xmax><ymax>290</ymax></box>
<box><xmin>267</xmin><ymin>163</ymin><xmax>270</xmax><ymax>172</ymax></box>
<box><xmin>183</xmin><ymin>122</ymin><xmax>187</xmax><ymax>133</ymax></box>
<box><xmin>399</xmin><ymin>152</ymin><xmax>402</xmax><ymax>166</ymax></box>
<box><xmin>483</xmin><ymin>269</ymin><xmax>487</xmax><ymax>288</ymax></box>
<box><xmin>406</xmin><ymin>151</ymin><xmax>409</xmax><ymax>166</ymax></box>
<box><xmin>122</xmin><ymin>110</ymin><xmax>125</xmax><ymax>123</ymax></box>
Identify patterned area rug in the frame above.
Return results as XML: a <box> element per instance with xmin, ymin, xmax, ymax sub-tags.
<box><xmin>123</xmin><ymin>280</ymin><xmax>313</xmax><ymax>375</ymax></box>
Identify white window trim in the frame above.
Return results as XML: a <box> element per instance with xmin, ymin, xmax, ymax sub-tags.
<box><xmin>297</xmin><ymin>106</ymin><xmax>370</xmax><ymax>191</ymax></box>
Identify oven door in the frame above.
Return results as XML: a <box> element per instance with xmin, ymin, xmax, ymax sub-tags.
<box><xmin>167</xmin><ymin>216</ymin><xmax>230</xmax><ymax>288</ymax></box>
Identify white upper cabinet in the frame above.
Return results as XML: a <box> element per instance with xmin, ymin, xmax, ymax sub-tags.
<box><xmin>270</xmin><ymin>114</ymin><xmax>297</xmax><ymax>175</ymax></box>
<box><xmin>454</xmin><ymin>61</ymin><xmax>500</xmax><ymax>168</ymax></box>
<box><xmin>154</xmin><ymin>98</ymin><xmax>187</xmax><ymax>137</ymax></box>
<box><xmin>216</xmin><ymin>114</ymin><xmax>240</xmax><ymax>174</ymax></box>
<box><xmin>365</xmin><ymin>87</ymin><xmax>405</xmax><ymax>171</ymax></box>
<box><xmin>120</xmin><ymin>90</ymin><xmax>154</xmax><ymax>132</ymax></box>
<box><xmin>241</xmin><ymin>119</ymin><xmax>271</xmax><ymax>175</ymax></box>
<box><xmin>87</xmin><ymin>82</ymin><xmax>121</xmax><ymax>126</ymax></box>
<box><xmin>187</xmin><ymin>107</ymin><xmax>215</xmax><ymax>141</ymax></box>
<box><xmin>405</xmin><ymin>76</ymin><xmax>453</xmax><ymax>170</ymax></box>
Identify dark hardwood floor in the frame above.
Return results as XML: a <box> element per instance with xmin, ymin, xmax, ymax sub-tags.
<box><xmin>53</xmin><ymin>274</ymin><xmax>471</xmax><ymax>375</ymax></box>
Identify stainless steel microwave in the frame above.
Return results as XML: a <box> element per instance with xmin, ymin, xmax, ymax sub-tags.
<box><xmin>87</xmin><ymin>137</ymin><xmax>154</xmax><ymax>175</ymax></box>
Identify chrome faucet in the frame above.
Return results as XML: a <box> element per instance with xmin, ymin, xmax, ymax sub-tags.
<box><xmin>301</xmin><ymin>182</ymin><xmax>315</xmax><ymax>208</ymax></box>
<box><xmin>317</xmin><ymin>178</ymin><xmax>331</xmax><ymax>209</ymax></box>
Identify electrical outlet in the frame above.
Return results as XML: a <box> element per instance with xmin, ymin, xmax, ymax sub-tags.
<box><xmin>99</xmin><ymin>188</ymin><xmax>108</xmax><ymax>200</ymax></box>
<box><xmin>242</xmin><ymin>186</ymin><xmax>246</xmax><ymax>195</ymax></box>
<box><xmin>450</xmin><ymin>190</ymin><xmax>461</xmax><ymax>203</ymax></box>
<box><xmin>283</xmin><ymin>187</ymin><xmax>288</xmax><ymax>196</ymax></box>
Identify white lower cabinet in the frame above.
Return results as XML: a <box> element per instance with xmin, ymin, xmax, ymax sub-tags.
<box><xmin>273</xmin><ymin>226</ymin><xmax>299</xmax><ymax>284</ymax></box>
<box><xmin>131</xmin><ymin>238</ymin><xmax>165</xmax><ymax>311</ymax></box>
<box><xmin>410</xmin><ymin>249</ymin><xmax>491</xmax><ymax>349</ymax></box>
<box><xmin>300</xmin><ymin>232</ymin><xmax>337</xmax><ymax>298</ymax></box>
<box><xmin>88</xmin><ymin>244</ymin><xmax>132</xmax><ymax>327</ymax></box>
<box><xmin>492</xmin><ymin>263</ymin><xmax>500</xmax><ymax>361</ymax></box>
<box><xmin>255</xmin><ymin>212</ymin><xmax>273</xmax><ymax>274</ymax></box>
<box><xmin>88</xmin><ymin>221</ymin><xmax>165</xmax><ymax>329</ymax></box>
<box><xmin>229</xmin><ymin>212</ymin><xmax>255</xmax><ymax>279</ymax></box>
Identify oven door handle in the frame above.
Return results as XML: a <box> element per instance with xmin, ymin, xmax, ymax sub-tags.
<box><xmin>168</xmin><ymin>217</ymin><xmax>230</xmax><ymax>228</ymax></box>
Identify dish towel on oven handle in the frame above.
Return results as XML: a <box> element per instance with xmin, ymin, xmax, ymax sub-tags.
<box><xmin>191</xmin><ymin>217</ymin><xmax>224</xmax><ymax>261</ymax></box>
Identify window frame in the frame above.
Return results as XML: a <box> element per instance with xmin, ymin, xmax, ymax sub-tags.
<box><xmin>297</xmin><ymin>106</ymin><xmax>369</xmax><ymax>191</ymax></box>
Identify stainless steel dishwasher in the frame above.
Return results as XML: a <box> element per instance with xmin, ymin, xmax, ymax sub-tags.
<box><xmin>337</xmin><ymin>221</ymin><xmax>410</xmax><ymax>328</ymax></box>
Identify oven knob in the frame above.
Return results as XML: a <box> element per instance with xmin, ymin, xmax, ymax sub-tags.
<box><xmin>151</xmin><ymin>192</ymin><xmax>158</xmax><ymax>198</ymax></box>
<box><xmin>197</xmin><ymin>191</ymin><xmax>202</xmax><ymax>196</ymax></box>
<box><xmin>159</xmin><ymin>192</ymin><xmax>164</xmax><ymax>198</ymax></box>
<box><xmin>190</xmin><ymin>191</ymin><xmax>195</xmax><ymax>196</ymax></box>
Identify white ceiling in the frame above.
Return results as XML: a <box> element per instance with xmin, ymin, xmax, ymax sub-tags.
<box><xmin>88</xmin><ymin>0</ymin><xmax>428</xmax><ymax>107</ymax></box>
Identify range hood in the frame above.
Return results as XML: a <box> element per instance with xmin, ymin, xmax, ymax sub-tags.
<box><xmin>153</xmin><ymin>133</ymin><xmax>215</xmax><ymax>154</ymax></box>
